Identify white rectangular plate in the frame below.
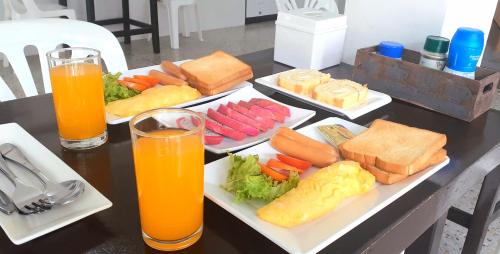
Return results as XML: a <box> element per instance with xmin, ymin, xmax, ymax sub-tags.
<box><xmin>255</xmin><ymin>70</ymin><xmax>392</xmax><ymax>119</ymax></box>
<box><xmin>0</xmin><ymin>123</ymin><xmax>112</xmax><ymax>245</ymax></box>
<box><xmin>106</xmin><ymin>60</ymin><xmax>252</xmax><ymax>125</ymax></box>
<box><xmin>204</xmin><ymin>117</ymin><xmax>449</xmax><ymax>254</ymax></box>
<box><xmin>186</xmin><ymin>86</ymin><xmax>316</xmax><ymax>154</ymax></box>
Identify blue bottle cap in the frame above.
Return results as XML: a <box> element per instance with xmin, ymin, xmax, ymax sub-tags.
<box><xmin>447</xmin><ymin>27</ymin><xmax>484</xmax><ymax>72</ymax></box>
<box><xmin>378</xmin><ymin>41</ymin><xmax>404</xmax><ymax>59</ymax></box>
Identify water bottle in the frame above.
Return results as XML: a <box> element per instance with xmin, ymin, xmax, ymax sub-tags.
<box><xmin>443</xmin><ymin>27</ymin><xmax>484</xmax><ymax>79</ymax></box>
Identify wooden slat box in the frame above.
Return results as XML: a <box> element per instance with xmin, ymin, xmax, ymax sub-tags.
<box><xmin>352</xmin><ymin>45</ymin><xmax>500</xmax><ymax>122</ymax></box>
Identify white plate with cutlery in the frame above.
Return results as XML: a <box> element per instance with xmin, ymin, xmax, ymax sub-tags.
<box><xmin>0</xmin><ymin>123</ymin><xmax>112</xmax><ymax>245</ymax></box>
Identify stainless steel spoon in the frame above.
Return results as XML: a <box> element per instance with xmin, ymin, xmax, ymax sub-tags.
<box><xmin>0</xmin><ymin>143</ymin><xmax>85</xmax><ymax>205</ymax></box>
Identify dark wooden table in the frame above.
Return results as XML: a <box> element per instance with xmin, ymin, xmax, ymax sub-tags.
<box><xmin>1</xmin><ymin>49</ymin><xmax>500</xmax><ymax>254</ymax></box>
<box><xmin>59</xmin><ymin>0</ymin><xmax>160</xmax><ymax>53</ymax></box>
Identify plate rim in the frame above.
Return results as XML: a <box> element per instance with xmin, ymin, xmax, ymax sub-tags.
<box><xmin>203</xmin><ymin>117</ymin><xmax>449</xmax><ymax>254</ymax></box>
<box><xmin>0</xmin><ymin>122</ymin><xmax>113</xmax><ymax>245</ymax></box>
<box><xmin>255</xmin><ymin>70</ymin><xmax>392</xmax><ymax>119</ymax></box>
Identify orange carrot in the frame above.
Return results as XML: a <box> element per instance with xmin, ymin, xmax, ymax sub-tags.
<box><xmin>259</xmin><ymin>163</ymin><xmax>288</xmax><ymax>181</ymax></box>
<box><xmin>123</xmin><ymin>77</ymin><xmax>153</xmax><ymax>88</ymax></box>
<box><xmin>133</xmin><ymin>75</ymin><xmax>160</xmax><ymax>86</ymax></box>
<box><xmin>118</xmin><ymin>80</ymin><xmax>148</xmax><ymax>92</ymax></box>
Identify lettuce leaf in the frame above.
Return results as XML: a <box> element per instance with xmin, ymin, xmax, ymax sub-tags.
<box><xmin>222</xmin><ymin>154</ymin><xmax>300</xmax><ymax>202</ymax></box>
<box><xmin>103</xmin><ymin>72</ymin><xmax>139</xmax><ymax>104</ymax></box>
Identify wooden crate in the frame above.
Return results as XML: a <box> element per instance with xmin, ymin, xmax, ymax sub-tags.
<box><xmin>352</xmin><ymin>46</ymin><xmax>500</xmax><ymax>122</ymax></box>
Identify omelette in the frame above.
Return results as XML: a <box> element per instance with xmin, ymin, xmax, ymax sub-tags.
<box><xmin>106</xmin><ymin>85</ymin><xmax>201</xmax><ymax>117</ymax></box>
<box><xmin>257</xmin><ymin>161</ymin><xmax>375</xmax><ymax>228</ymax></box>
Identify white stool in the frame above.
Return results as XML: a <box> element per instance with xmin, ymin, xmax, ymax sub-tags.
<box><xmin>160</xmin><ymin>0</ymin><xmax>203</xmax><ymax>49</ymax></box>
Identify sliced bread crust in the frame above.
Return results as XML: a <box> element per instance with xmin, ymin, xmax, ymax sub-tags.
<box><xmin>365</xmin><ymin>149</ymin><xmax>447</xmax><ymax>184</ymax></box>
<box><xmin>339</xmin><ymin>119</ymin><xmax>447</xmax><ymax>175</ymax></box>
<box><xmin>180</xmin><ymin>51</ymin><xmax>253</xmax><ymax>89</ymax></box>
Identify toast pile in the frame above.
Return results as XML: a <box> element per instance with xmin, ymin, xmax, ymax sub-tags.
<box><xmin>180</xmin><ymin>51</ymin><xmax>253</xmax><ymax>95</ymax></box>
<box><xmin>339</xmin><ymin>119</ymin><xmax>447</xmax><ymax>184</ymax></box>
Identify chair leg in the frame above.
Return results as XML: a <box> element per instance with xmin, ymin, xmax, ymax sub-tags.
<box><xmin>150</xmin><ymin>0</ymin><xmax>160</xmax><ymax>53</ymax></box>
<box><xmin>168</xmin><ymin>2</ymin><xmax>179</xmax><ymax>49</ymax></box>
<box><xmin>462</xmin><ymin>166</ymin><xmax>500</xmax><ymax>254</ymax></box>
<box><xmin>194</xmin><ymin>3</ymin><xmax>203</xmax><ymax>41</ymax></box>
<box><xmin>122</xmin><ymin>0</ymin><xmax>131</xmax><ymax>44</ymax></box>
<box><xmin>181</xmin><ymin>6</ymin><xmax>190</xmax><ymax>37</ymax></box>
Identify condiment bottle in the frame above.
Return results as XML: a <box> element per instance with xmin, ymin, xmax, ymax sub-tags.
<box><xmin>377</xmin><ymin>41</ymin><xmax>404</xmax><ymax>60</ymax></box>
<box><xmin>419</xmin><ymin>35</ymin><xmax>449</xmax><ymax>70</ymax></box>
<box><xmin>443</xmin><ymin>27</ymin><xmax>484</xmax><ymax>79</ymax></box>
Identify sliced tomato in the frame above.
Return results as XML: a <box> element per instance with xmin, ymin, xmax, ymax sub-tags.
<box><xmin>267</xmin><ymin>159</ymin><xmax>304</xmax><ymax>173</ymax></box>
<box><xmin>259</xmin><ymin>163</ymin><xmax>288</xmax><ymax>181</ymax></box>
<box><xmin>133</xmin><ymin>75</ymin><xmax>160</xmax><ymax>86</ymax></box>
<box><xmin>123</xmin><ymin>77</ymin><xmax>154</xmax><ymax>88</ymax></box>
<box><xmin>276</xmin><ymin>154</ymin><xmax>312</xmax><ymax>170</ymax></box>
<box><xmin>117</xmin><ymin>80</ymin><xmax>148</xmax><ymax>92</ymax></box>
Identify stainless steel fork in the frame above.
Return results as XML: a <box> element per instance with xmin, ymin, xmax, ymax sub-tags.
<box><xmin>0</xmin><ymin>154</ymin><xmax>51</xmax><ymax>214</ymax></box>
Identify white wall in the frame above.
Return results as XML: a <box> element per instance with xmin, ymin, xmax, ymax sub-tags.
<box><xmin>341</xmin><ymin>0</ymin><xmax>497</xmax><ymax>65</ymax></box>
<box><xmin>49</xmin><ymin>0</ymin><xmax>245</xmax><ymax>38</ymax></box>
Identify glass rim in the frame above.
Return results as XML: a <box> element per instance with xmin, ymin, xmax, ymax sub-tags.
<box><xmin>129</xmin><ymin>108</ymin><xmax>205</xmax><ymax>139</ymax></box>
<box><xmin>46</xmin><ymin>47</ymin><xmax>101</xmax><ymax>61</ymax></box>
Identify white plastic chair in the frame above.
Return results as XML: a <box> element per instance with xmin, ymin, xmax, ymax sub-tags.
<box><xmin>275</xmin><ymin>0</ymin><xmax>338</xmax><ymax>13</ymax></box>
<box><xmin>158</xmin><ymin>0</ymin><xmax>203</xmax><ymax>49</ymax></box>
<box><xmin>0</xmin><ymin>18</ymin><xmax>128</xmax><ymax>101</ymax></box>
<box><xmin>1</xmin><ymin>0</ymin><xmax>77</xmax><ymax>68</ymax></box>
<box><xmin>5</xmin><ymin>0</ymin><xmax>76</xmax><ymax>19</ymax></box>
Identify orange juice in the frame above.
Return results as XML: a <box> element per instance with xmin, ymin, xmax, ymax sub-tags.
<box><xmin>132</xmin><ymin>129</ymin><xmax>204</xmax><ymax>250</ymax></box>
<box><xmin>50</xmin><ymin>63</ymin><xmax>106</xmax><ymax>140</ymax></box>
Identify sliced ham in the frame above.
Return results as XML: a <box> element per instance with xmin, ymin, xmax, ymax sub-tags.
<box><xmin>227</xmin><ymin>102</ymin><xmax>275</xmax><ymax>129</ymax></box>
<box><xmin>249</xmin><ymin>98</ymin><xmax>291</xmax><ymax>117</ymax></box>
<box><xmin>205</xmin><ymin>118</ymin><xmax>246</xmax><ymax>141</ymax></box>
<box><xmin>184</xmin><ymin>116</ymin><xmax>224</xmax><ymax>145</ymax></box>
<box><xmin>207</xmin><ymin>109</ymin><xmax>259</xmax><ymax>136</ymax></box>
<box><xmin>217</xmin><ymin>104</ymin><xmax>268</xmax><ymax>132</ymax></box>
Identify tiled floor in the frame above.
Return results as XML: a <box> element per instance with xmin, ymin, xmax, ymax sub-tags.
<box><xmin>1</xmin><ymin>20</ymin><xmax>500</xmax><ymax>254</ymax></box>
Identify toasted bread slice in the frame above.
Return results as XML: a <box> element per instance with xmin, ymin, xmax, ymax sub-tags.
<box><xmin>192</xmin><ymin>72</ymin><xmax>253</xmax><ymax>95</ymax></box>
<box><xmin>278</xmin><ymin>69</ymin><xmax>330</xmax><ymax>96</ymax></box>
<box><xmin>366</xmin><ymin>149</ymin><xmax>447</xmax><ymax>184</ymax></box>
<box><xmin>180</xmin><ymin>51</ymin><xmax>253</xmax><ymax>90</ymax></box>
<box><xmin>312</xmin><ymin>79</ymin><xmax>368</xmax><ymax>109</ymax></box>
<box><xmin>339</xmin><ymin>119</ymin><xmax>447</xmax><ymax>175</ymax></box>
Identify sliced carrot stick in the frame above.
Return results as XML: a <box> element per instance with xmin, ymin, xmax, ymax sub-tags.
<box><xmin>118</xmin><ymin>80</ymin><xmax>148</xmax><ymax>92</ymax></box>
<box><xmin>267</xmin><ymin>159</ymin><xmax>304</xmax><ymax>173</ymax></box>
<box><xmin>259</xmin><ymin>163</ymin><xmax>288</xmax><ymax>181</ymax></box>
<box><xmin>133</xmin><ymin>75</ymin><xmax>159</xmax><ymax>86</ymax></box>
<box><xmin>123</xmin><ymin>77</ymin><xmax>153</xmax><ymax>88</ymax></box>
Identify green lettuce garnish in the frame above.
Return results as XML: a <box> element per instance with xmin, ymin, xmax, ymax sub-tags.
<box><xmin>103</xmin><ymin>72</ymin><xmax>139</xmax><ymax>104</ymax></box>
<box><xmin>222</xmin><ymin>154</ymin><xmax>300</xmax><ymax>202</ymax></box>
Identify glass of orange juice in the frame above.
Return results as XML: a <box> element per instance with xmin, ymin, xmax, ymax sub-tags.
<box><xmin>129</xmin><ymin>108</ymin><xmax>205</xmax><ymax>251</ymax></box>
<box><xmin>47</xmin><ymin>47</ymin><xmax>107</xmax><ymax>150</ymax></box>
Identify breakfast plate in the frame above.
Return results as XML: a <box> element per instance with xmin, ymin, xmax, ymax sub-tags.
<box><xmin>106</xmin><ymin>60</ymin><xmax>252</xmax><ymax>125</ymax></box>
<box><xmin>0</xmin><ymin>123</ymin><xmax>112</xmax><ymax>245</ymax></box>
<box><xmin>203</xmin><ymin>117</ymin><xmax>449</xmax><ymax>254</ymax></box>
<box><xmin>185</xmin><ymin>86</ymin><xmax>316</xmax><ymax>154</ymax></box>
<box><xmin>255</xmin><ymin>70</ymin><xmax>392</xmax><ymax>119</ymax></box>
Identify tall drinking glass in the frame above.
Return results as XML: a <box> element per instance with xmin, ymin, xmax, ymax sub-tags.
<box><xmin>129</xmin><ymin>108</ymin><xmax>205</xmax><ymax>251</ymax></box>
<box><xmin>47</xmin><ymin>47</ymin><xmax>107</xmax><ymax>150</ymax></box>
